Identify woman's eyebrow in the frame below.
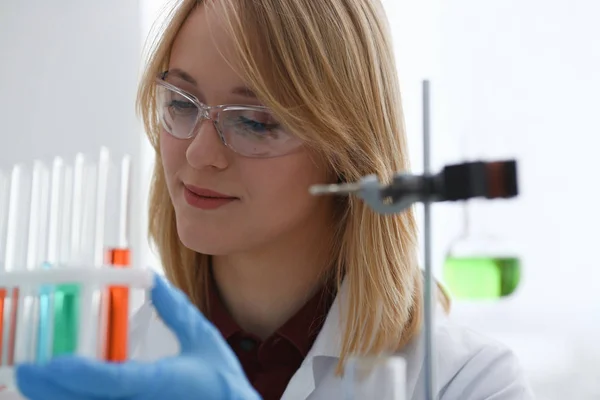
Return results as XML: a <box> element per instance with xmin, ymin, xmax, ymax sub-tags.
<box><xmin>168</xmin><ymin>68</ymin><xmax>257</xmax><ymax>100</ymax></box>
<box><xmin>231</xmin><ymin>86</ymin><xmax>257</xmax><ymax>99</ymax></box>
<box><xmin>168</xmin><ymin>68</ymin><xmax>198</xmax><ymax>85</ymax></box>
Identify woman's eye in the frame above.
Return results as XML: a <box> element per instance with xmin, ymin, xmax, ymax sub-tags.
<box><xmin>239</xmin><ymin>116</ymin><xmax>276</xmax><ymax>132</ymax></box>
<box><xmin>235</xmin><ymin>116</ymin><xmax>282</xmax><ymax>139</ymax></box>
<box><xmin>168</xmin><ymin>100</ymin><xmax>196</xmax><ymax>115</ymax></box>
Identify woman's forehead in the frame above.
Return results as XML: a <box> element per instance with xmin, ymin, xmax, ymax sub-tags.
<box><xmin>170</xmin><ymin>5</ymin><xmax>235</xmax><ymax>67</ymax></box>
<box><xmin>168</xmin><ymin>5</ymin><xmax>249</xmax><ymax>101</ymax></box>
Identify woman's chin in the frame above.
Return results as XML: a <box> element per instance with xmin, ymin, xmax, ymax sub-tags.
<box><xmin>174</xmin><ymin>215</ymin><xmax>282</xmax><ymax>256</ymax></box>
<box><xmin>179</xmin><ymin>234</ymin><xmax>229</xmax><ymax>255</ymax></box>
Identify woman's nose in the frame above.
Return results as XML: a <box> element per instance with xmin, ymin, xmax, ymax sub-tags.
<box><xmin>185</xmin><ymin>119</ymin><xmax>230</xmax><ymax>170</ymax></box>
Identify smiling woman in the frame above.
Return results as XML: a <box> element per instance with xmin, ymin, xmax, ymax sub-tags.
<box><xmin>152</xmin><ymin>9</ymin><xmax>334</xmax><ymax>264</ymax></box>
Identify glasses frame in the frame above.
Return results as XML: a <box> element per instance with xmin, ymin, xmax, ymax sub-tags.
<box><xmin>155</xmin><ymin>72</ymin><xmax>300</xmax><ymax>158</ymax></box>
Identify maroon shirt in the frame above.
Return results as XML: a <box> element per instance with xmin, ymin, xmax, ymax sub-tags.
<box><xmin>208</xmin><ymin>282</ymin><xmax>335</xmax><ymax>400</ymax></box>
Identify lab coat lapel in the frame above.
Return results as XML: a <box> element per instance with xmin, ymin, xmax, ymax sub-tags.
<box><xmin>280</xmin><ymin>281</ymin><xmax>347</xmax><ymax>400</ymax></box>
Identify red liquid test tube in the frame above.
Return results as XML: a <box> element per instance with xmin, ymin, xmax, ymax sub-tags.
<box><xmin>0</xmin><ymin>288</ymin><xmax>5</xmax><ymax>362</ymax></box>
<box><xmin>105</xmin><ymin>248</ymin><xmax>130</xmax><ymax>362</ymax></box>
<box><xmin>6</xmin><ymin>288</ymin><xmax>19</xmax><ymax>365</ymax></box>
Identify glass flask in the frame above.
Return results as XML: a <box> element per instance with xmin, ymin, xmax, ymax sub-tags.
<box><xmin>443</xmin><ymin>204</ymin><xmax>521</xmax><ymax>300</ymax></box>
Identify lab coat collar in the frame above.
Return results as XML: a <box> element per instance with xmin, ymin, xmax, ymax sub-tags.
<box><xmin>280</xmin><ymin>279</ymin><xmax>430</xmax><ymax>400</ymax></box>
<box><xmin>280</xmin><ymin>280</ymin><xmax>347</xmax><ymax>399</ymax></box>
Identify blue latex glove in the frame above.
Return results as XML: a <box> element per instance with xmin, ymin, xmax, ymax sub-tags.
<box><xmin>15</xmin><ymin>274</ymin><xmax>262</xmax><ymax>400</ymax></box>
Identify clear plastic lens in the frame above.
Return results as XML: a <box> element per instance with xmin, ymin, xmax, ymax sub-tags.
<box><xmin>219</xmin><ymin>108</ymin><xmax>300</xmax><ymax>157</ymax></box>
<box><xmin>156</xmin><ymin>86</ymin><xmax>199</xmax><ymax>140</ymax></box>
<box><xmin>156</xmin><ymin>84</ymin><xmax>302</xmax><ymax>158</ymax></box>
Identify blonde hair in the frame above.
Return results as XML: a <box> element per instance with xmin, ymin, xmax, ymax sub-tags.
<box><xmin>137</xmin><ymin>0</ymin><xmax>449</xmax><ymax>372</ymax></box>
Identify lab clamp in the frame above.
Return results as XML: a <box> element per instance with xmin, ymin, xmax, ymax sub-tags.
<box><xmin>311</xmin><ymin>81</ymin><xmax>519</xmax><ymax>400</ymax></box>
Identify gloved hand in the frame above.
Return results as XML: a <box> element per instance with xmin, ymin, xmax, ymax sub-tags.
<box><xmin>15</xmin><ymin>274</ymin><xmax>262</xmax><ymax>400</ymax></box>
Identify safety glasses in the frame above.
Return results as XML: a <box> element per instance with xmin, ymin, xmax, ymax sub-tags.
<box><xmin>155</xmin><ymin>73</ymin><xmax>303</xmax><ymax>158</ymax></box>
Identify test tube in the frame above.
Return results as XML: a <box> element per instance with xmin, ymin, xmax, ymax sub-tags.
<box><xmin>14</xmin><ymin>161</ymin><xmax>50</xmax><ymax>364</ymax></box>
<box><xmin>53</xmin><ymin>154</ymin><xmax>85</xmax><ymax>356</ymax></box>
<box><xmin>105</xmin><ymin>155</ymin><xmax>132</xmax><ymax>362</ymax></box>
<box><xmin>77</xmin><ymin>147</ymin><xmax>110</xmax><ymax>359</ymax></box>
<box><xmin>1</xmin><ymin>167</ymin><xmax>19</xmax><ymax>366</ymax></box>
<box><xmin>0</xmin><ymin>171</ymin><xmax>10</xmax><ymax>363</ymax></box>
<box><xmin>58</xmin><ymin>167</ymin><xmax>73</xmax><ymax>275</ymax></box>
<box><xmin>2</xmin><ymin>165</ymin><xmax>34</xmax><ymax>366</ymax></box>
<box><xmin>36</xmin><ymin>158</ymin><xmax>64</xmax><ymax>363</ymax></box>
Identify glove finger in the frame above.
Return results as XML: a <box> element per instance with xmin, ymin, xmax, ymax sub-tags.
<box><xmin>16</xmin><ymin>364</ymin><xmax>98</xmax><ymax>400</ymax></box>
<box><xmin>16</xmin><ymin>356</ymin><xmax>158</xmax><ymax>398</ymax></box>
<box><xmin>151</xmin><ymin>273</ymin><xmax>220</xmax><ymax>353</ymax></box>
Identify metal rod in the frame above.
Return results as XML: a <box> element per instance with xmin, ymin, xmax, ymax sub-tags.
<box><xmin>422</xmin><ymin>80</ymin><xmax>436</xmax><ymax>400</ymax></box>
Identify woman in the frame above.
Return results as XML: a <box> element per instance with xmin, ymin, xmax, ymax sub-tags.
<box><xmin>14</xmin><ymin>0</ymin><xmax>534</xmax><ymax>399</ymax></box>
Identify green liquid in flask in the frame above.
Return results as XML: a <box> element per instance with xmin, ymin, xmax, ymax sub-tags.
<box><xmin>52</xmin><ymin>284</ymin><xmax>80</xmax><ymax>355</ymax></box>
<box><xmin>443</xmin><ymin>256</ymin><xmax>521</xmax><ymax>300</ymax></box>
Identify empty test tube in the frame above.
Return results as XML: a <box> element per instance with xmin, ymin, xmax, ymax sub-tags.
<box><xmin>15</xmin><ymin>161</ymin><xmax>51</xmax><ymax>364</ymax></box>
<box><xmin>78</xmin><ymin>147</ymin><xmax>110</xmax><ymax>359</ymax></box>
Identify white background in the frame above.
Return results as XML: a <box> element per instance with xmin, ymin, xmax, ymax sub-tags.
<box><xmin>1</xmin><ymin>0</ymin><xmax>599</xmax><ymax>398</ymax></box>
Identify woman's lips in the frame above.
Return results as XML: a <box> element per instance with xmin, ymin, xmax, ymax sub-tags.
<box><xmin>183</xmin><ymin>184</ymin><xmax>238</xmax><ymax>210</ymax></box>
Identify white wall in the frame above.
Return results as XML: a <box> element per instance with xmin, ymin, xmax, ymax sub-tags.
<box><xmin>0</xmin><ymin>1</ymin><xmax>149</xmax><ymax>304</ymax></box>
<box><xmin>432</xmin><ymin>0</ymin><xmax>600</xmax><ymax>397</ymax></box>
<box><xmin>0</xmin><ymin>1</ymin><xmax>142</xmax><ymax>165</ymax></box>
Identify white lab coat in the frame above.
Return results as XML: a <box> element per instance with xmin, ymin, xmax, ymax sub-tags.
<box><xmin>129</xmin><ymin>282</ymin><xmax>535</xmax><ymax>400</ymax></box>
<box><xmin>2</xmin><ymin>283</ymin><xmax>535</xmax><ymax>400</ymax></box>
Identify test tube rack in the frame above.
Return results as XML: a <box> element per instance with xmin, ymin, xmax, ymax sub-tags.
<box><xmin>0</xmin><ymin>148</ymin><xmax>138</xmax><ymax>393</ymax></box>
<box><xmin>0</xmin><ymin>266</ymin><xmax>154</xmax><ymax>391</ymax></box>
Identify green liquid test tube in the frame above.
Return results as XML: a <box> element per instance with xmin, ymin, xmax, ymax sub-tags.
<box><xmin>36</xmin><ymin>263</ymin><xmax>53</xmax><ymax>363</ymax></box>
<box><xmin>443</xmin><ymin>256</ymin><xmax>521</xmax><ymax>300</ymax></box>
<box><xmin>52</xmin><ymin>154</ymin><xmax>83</xmax><ymax>356</ymax></box>
<box><xmin>52</xmin><ymin>284</ymin><xmax>80</xmax><ymax>355</ymax></box>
